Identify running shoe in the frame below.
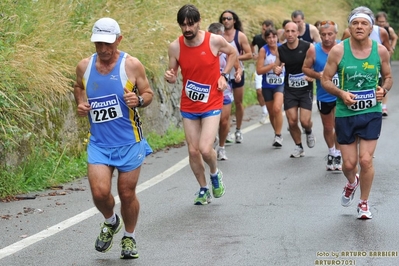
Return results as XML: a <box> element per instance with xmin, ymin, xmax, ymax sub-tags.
<box><xmin>357</xmin><ymin>201</ymin><xmax>372</xmax><ymax>219</ymax></box>
<box><xmin>194</xmin><ymin>188</ymin><xmax>212</xmax><ymax>205</ymax></box>
<box><xmin>210</xmin><ymin>170</ymin><xmax>225</xmax><ymax>198</ymax></box>
<box><xmin>341</xmin><ymin>174</ymin><xmax>359</xmax><ymax>207</ymax></box>
<box><xmin>334</xmin><ymin>155</ymin><xmax>342</xmax><ymax>171</ymax></box>
<box><xmin>235</xmin><ymin>130</ymin><xmax>243</xmax><ymax>143</ymax></box>
<box><xmin>290</xmin><ymin>146</ymin><xmax>305</xmax><ymax>158</ymax></box>
<box><xmin>217</xmin><ymin>147</ymin><xmax>228</xmax><ymax>161</ymax></box>
<box><xmin>272</xmin><ymin>135</ymin><xmax>283</xmax><ymax>148</ymax></box>
<box><xmin>382</xmin><ymin>107</ymin><xmax>388</xmax><ymax>117</ymax></box>
<box><xmin>259</xmin><ymin>113</ymin><xmax>269</xmax><ymax>124</ymax></box>
<box><xmin>120</xmin><ymin>236</ymin><xmax>139</xmax><ymax>259</ymax></box>
<box><xmin>326</xmin><ymin>154</ymin><xmax>334</xmax><ymax>171</ymax></box>
<box><xmin>225</xmin><ymin>132</ymin><xmax>234</xmax><ymax>144</ymax></box>
<box><xmin>306</xmin><ymin>132</ymin><xmax>315</xmax><ymax>148</ymax></box>
<box><xmin>95</xmin><ymin>214</ymin><xmax>123</xmax><ymax>252</ymax></box>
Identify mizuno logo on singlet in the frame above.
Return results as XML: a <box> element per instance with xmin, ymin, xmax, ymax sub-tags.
<box><xmin>355</xmin><ymin>93</ymin><xmax>374</xmax><ymax>100</ymax></box>
<box><xmin>186</xmin><ymin>82</ymin><xmax>210</xmax><ymax>93</ymax></box>
<box><xmin>91</xmin><ymin>99</ymin><xmax>117</xmax><ymax>108</ymax></box>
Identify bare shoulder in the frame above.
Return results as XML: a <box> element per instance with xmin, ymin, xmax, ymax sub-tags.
<box><xmin>210</xmin><ymin>33</ymin><xmax>223</xmax><ymax>43</ymax></box>
<box><xmin>125</xmin><ymin>54</ymin><xmax>145</xmax><ymax>71</ymax></box>
<box><xmin>331</xmin><ymin>42</ymin><xmax>344</xmax><ymax>56</ymax></box>
<box><xmin>238</xmin><ymin>31</ymin><xmax>249</xmax><ymax>42</ymax></box>
<box><xmin>306</xmin><ymin>43</ymin><xmax>315</xmax><ymax>55</ymax></box>
<box><xmin>377</xmin><ymin>43</ymin><xmax>390</xmax><ymax>56</ymax></box>
<box><xmin>309</xmin><ymin>24</ymin><xmax>318</xmax><ymax>32</ymax></box>
<box><xmin>76</xmin><ymin>56</ymin><xmax>91</xmax><ymax>74</ymax></box>
<box><xmin>168</xmin><ymin>38</ymin><xmax>180</xmax><ymax>55</ymax></box>
<box><xmin>325</xmin><ymin>43</ymin><xmax>344</xmax><ymax>66</ymax></box>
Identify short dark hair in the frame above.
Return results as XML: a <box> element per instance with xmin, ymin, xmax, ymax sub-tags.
<box><xmin>376</xmin><ymin>11</ymin><xmax>388</xmax><ymax>20</ymax></box>
<box><xmin>282</xmin><ymin>19</ymin><xmax>291</xmax><ymax>27</ymax></box>
<box><xmin>262</xmin><ymin>19</ymin><xmax>274</xmax><ymax>28</ymax></box>
<box><xmin>291</xmin><ymin>10</ymin><xmax>304</xmax><ymax>19</ymax></box>
<box><xmin>264</xmin><ymin>28</ymin><xmax>277</xmax><ymax>39</ymax></box>
<box><xmin>219</xmin><ymin>10</ymin><xmax>243</xmax><ymax>32</ymax></box>
<box><xmin>177</xmin><ymin>4</ymin><xmax>200</xmax><ymax>25</ymax></box>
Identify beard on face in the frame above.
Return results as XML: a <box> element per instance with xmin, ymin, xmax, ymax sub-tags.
<box><xmin>184</xmin><ymin>31</ymin><xmax>196</xmax><ymax>40</ymax></box>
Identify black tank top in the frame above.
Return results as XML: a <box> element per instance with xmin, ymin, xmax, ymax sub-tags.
<box><xmin>298</xmin><ymin>24</ymin><xmax>312</xmax><ymax>43</ymax></box>
<box><xmin>278</xmin><ymin>40</ymin><xmax>313</xmax><ymax>90</ymax></box>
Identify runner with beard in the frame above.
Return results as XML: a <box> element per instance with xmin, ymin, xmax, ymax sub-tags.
<box><xmin>165</xmin><ymin>5</ymin><xmax>237</xmax><ymax>205</ymax></box>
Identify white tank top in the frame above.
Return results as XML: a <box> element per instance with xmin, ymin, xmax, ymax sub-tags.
<box><xmin>369</xmin><ymin>25</ymin><xmax>381</xmax><ymax>44</ymax></box>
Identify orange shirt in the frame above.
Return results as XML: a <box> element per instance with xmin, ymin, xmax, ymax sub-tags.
<box><xmin>179</xmin><ymin>31</ymin><xmax>223</xmax><ymax>112</ymax></box>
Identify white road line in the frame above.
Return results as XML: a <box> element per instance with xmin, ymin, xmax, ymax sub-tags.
<box><xmin>0</xmin><ymin>157</ymin><xmax>189</xmax><ymax>260</ymax></box>
<box><xmin>0</xmin><ymin>106</ymin><xmax>298</xmax><ymax>259</ymax></box>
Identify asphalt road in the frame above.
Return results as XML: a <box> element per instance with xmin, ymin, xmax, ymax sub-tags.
<box><xmin>1</xmin><ymin>63</ymin><xmax>399</xmax><ymax>266</ymax></box>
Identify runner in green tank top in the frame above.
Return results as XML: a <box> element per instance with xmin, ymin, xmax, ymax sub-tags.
<box><xmin>321</xmin><ymin>6</ymin><xmax>392</xmax><ymax>220</ymax></box>
<box><xmin>336</xmin><ymin>38</ymin><xmax>381</xmax><ymax>117</ymax></box>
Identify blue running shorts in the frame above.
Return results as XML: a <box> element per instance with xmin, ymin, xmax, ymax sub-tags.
<box><xmin>88</xmin><ymin>139</ymin><xmax>153</xmax><ymax>172</ymax></box>
<box><xmin>181</xmin><ymin>109</ymin><xmax>221</xmax><ymax>120</ymax></box>
<box><xmin>335</xmin><ymin>112</ymin><xmax>382</xmax><ymax>145</ymax></box>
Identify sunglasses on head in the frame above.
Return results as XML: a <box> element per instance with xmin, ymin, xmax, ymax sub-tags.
<box><xmin>222</xmin><ymin>17</ymin><xmax>233</xmax><ymax>21</ymax></box>
<box><xmin>320</xmin><ymin>20</ymin><xmax>336</xmax><ymax>26</ymax></box>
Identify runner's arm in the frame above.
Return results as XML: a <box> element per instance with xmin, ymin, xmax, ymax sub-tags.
<box><xmin>256</xmin><ymin>47</ymin><xmax>273</xmax><ymax>75</ymax></box>
<box><xmin>302</xmin><ymin>44</ymin><xmax>320</xmax><ymax>80</ymax></box>
<box><xmin>238</xmin><ymin>32</ymin><xmax>253</xmax><ymax>61</ymax></box>
<box><xmin>73</xmin><ymin>59</ymin><xmax>92</xmax><ymax>117</ymax></box>
<box><xmin>310</xmin><ymin>24</ymin><xmax>321</xmax><ymax>43</ymax></box>
<box><xmin>125</xmin><ymin>55</ymin><xmax>153</xmax><ymax>107</ymax></box>
<box><xmin>165</xmin><ymin>40</ymin><xmax>180</xmax><ymax>83</ymax></box>
<box><xmin>389</xmin><ymin>27</ymin><xmax>398</xmax><ymax>52</ymax></box>
<box><xmin>321</xmin><ymin>45</ymin><xmax>355</xmax><ymax>106</ymax></box>
<box><xmin>378</xmin><ymin>44</ymin><xmax>393</xmax><ymax>98</ymax></box>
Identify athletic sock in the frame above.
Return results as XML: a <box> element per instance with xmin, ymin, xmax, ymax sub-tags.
<box><xmin>105</xmin><ymin>213</ymin><xmax>116</xmax><ymax>225</ymax></box>
<box><xmin>359</xmin><ymin>199</ymin><xmax>368</xmax><ymax>204</ymax></box>
<box><xmin>296</xmin><ymin>143</ymin><xmax>303</xmax><ymax>149</ymax></box>
<box><xmin>124</xmin><ymin>230</ymin><xmax>135</xmax><ymax>239</ymax></box>
<box><xmin>348</xmin><ymin>178</ymin><xmax>358</xmax><ymax>188</ymax></box>
<box><xmin>210</xmin><ymin>169</ymin><xmax>218</xmax><ymax>177</ymax></box>
<box><xmin>261</xmin><ymin>105</ymin><xmax>268</xmax><ymax>114</ymax></box>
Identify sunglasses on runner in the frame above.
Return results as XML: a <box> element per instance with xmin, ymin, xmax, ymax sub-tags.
<box><xmin>222</xmin><ymin>17</ymin><xmax>233</xmax><ymax>21</ymax></box>
<box><xmin>320</xmin><ymin>20</ymin><xmax>336</xmax><ymax>26</ymax></box>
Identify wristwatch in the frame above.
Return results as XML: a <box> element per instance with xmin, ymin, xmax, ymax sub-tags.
<box><xmin>221</xmin><ymin>73</ymin><xmax>230</xmax><ymax>81</ymax></box>
<box><xmin>137</xmin><ymin>96</ymin><xmax>144</xmax><ymax>107</ymax></box>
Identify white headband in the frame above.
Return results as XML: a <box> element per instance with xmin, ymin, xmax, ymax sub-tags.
<box><xmin>349</xmin><ymin>13</ymin><xmax>373</xmax><ymax>24</ymax></box>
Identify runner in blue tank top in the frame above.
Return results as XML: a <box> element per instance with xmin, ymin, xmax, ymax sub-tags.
<box><xmin>303</xmin><ymin>20</ymin><xmax>342</xmax><ymax>171</ymax></box>
<box><xmin>74</xmin><ymin>17</ymin><xmax>154</xmax><ymax>259</ymax></box>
